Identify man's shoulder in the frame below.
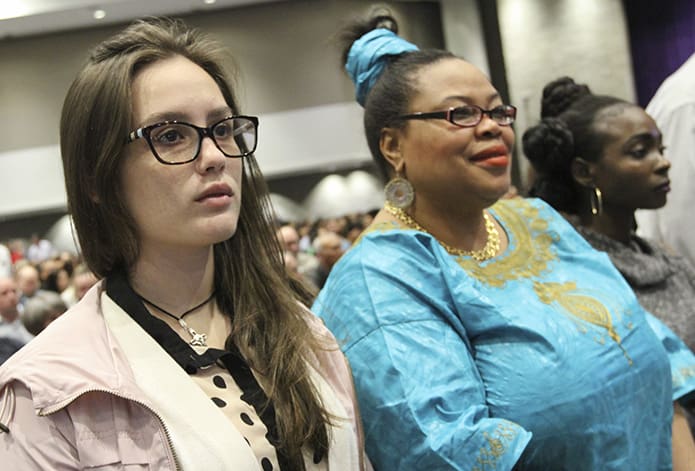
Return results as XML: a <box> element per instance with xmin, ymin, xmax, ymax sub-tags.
<box><xmin>0</xmin><ymin>319</ymin><xmax>33</xmax><ymax>344</ymax></box>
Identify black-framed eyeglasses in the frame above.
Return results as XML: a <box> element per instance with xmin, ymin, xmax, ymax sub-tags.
<box><xmin>393</xmin><ymin>104</ymin><xmax>517</xmax><ymax>128</ymax></box>
<box><xmin>127</xmin><ymin>115</ymin><xmax>258</xmax><ymax>165</ymax></box>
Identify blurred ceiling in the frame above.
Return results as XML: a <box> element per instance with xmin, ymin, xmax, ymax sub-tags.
<box><xmin>0</xmin><ymin>0</ymin><xmax>283</xmax><ymax>39</ymax></box>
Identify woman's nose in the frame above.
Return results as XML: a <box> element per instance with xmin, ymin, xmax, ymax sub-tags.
<box><xmin>196</xmin><ymin>136</ymin><xmax>226</xmax><ymax>173</ymax></box>
<box><xmin>475</xmin><ymin>114</ymin><xmax>504</xmax><ymax>138</ymax></box>
<box><xmin>655</xmin><ymin>152</ymin><xmax>670</xmax><ymax>174</ymax></box>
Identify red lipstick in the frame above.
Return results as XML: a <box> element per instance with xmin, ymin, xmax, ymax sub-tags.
<box><xmin>470</xmin><ymin>145</ymin><xmax>510</xmax><ymax>168</ymax></box>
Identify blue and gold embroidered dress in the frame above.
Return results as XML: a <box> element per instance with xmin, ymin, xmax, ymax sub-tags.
<box><xmin>312</xmin><ymin>198</ymin><xmax>695</xmax><ymax>470</ymax></box>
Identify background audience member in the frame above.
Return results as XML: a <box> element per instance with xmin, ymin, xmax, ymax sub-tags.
<box><xmin>276</xmin><ymin>223</ymin><xmax>319</xmax><ymax>277</ymax></box>
<box><xmin>308</xmin><ymin>232</ymin><xmax>345</xmax><ymax>290</ymax></box>
<box><xmin>312</xmin><ymin>11</ymin><xmax>695</xmax><ymax>470</ymax></box>
<box><xmin>0</xmin><ymin>243</ymin><xmax>11</xmax><ymax>279</ymax></box>
<box><xmin>25</xmin><ymin>234</ymin><xmax>54</xmax><ymax>264</ymax></box>
<box><xmin>297</xmin><ymin>222</ymin><xmax>313</xmax><ymax>253</ymax></box>
<box><xmin>22</xmin><ymin>291</ymin><xmax>67</xmax><ymax>336</ymax></box>
<box><xmin>7</xmin><ymin>240</ymin><xmax>24</xmax><ymax>266</ymax></box>
<box><xmin>282</xmin><ymin>250</ymin><xmax>299</xmax><ymax>275</ymax></box>
<box><xmin>0</xmin><ymin>277</ymin><xmax>33</xmax><ymax>365</ymax></box>
<box><xmin>61</xmin><ymin>263</ymin><xmax>99</xmax><ymax>308</ymax></box>
<box><xmin>42</xmin><ymin>264</ymin><xmax>72</xmax><ymax>294</ymax></box>
<box><xmin>341</xmin><ymin>220</ymin><xmax>365</xmax><ymax>245</ymax></box>
<box><xmin>14</xmin><ymin>263</ymin><xmax>45</xmax><ymax>307</ymax></box>
<box><xmin>524</xmin><ymin>76</ymin><xmax>695</xmax><ymax>353</ymax></box>
<box><xmin>636</xmin><ymin>53</ymin><xmax>695</xmax><ymax>266</ymax></box>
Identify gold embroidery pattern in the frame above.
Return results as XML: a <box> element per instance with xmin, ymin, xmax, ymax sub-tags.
<box><xmin>472</xmin><ymin>421</ymin><xmax>519</xmax><ymax>471</ymax></box>
<box><xmin>533</xmin><ymin>281</ymin><xmax>633</xmax><ymax>364</ymax></box>
<box><xmin>455</xmin><ymin>199</ymin><xmax>558</xmax><ymax>288</ymax></box>
<box><xmin>674</xmin><ymin>365</ymin><xmax>695</xmax><ymax>388</ymax></box>
<box><xmin>361</xmin><ymin>200</ymin><xmax>631</xmax><ymax>358</ymax></box>
<box><xmin>370</xmin><ymin>220</ymin><xmax>405</xmax><ymax>232</ymax></box>
<box><xmin>455</xmin><ymin>199</ymin><xmax>632</xmax><ymax>360</ymax></box>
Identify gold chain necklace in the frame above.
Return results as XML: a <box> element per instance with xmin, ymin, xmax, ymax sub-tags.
<box><xmin>384</xmin><ymin>203</ymin><xmax>500</xmax><ymax>262</ymax></box>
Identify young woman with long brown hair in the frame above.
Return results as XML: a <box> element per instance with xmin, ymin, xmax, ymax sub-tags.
<box><xmin>0</xmin><ymin>17</ymin><xmax>369</xmax><ymax>470</ymax></box>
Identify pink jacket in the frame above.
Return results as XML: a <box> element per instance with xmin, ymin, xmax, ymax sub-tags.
<box><xmin>0</xmin><ymin>282</ymin><xmax>370</xmax><ymax>470</ymax></box>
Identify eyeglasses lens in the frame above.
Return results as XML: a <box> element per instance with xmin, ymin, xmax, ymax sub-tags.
<box><xmin>226</xmin><ymin>118</ymin><xmax>257</xmax><ymax>156</ymax></box>
<box><xmin>451</xmin><ymin>107</ymin><xmax>481</xmax><ymax>126</ymax></box>
<box><xmin>150</xmin><ymin>124</ymin><xmax>199</xmax><ymax>164</ymax></box>
<box><xmin>451</xmin><ymin>106</ymin><xmax>515</xmax><ymax>127</ymax></box>
<box><xmin>490</xmin><ymin>106</ymin><xmax>516</xmax><ymax>125</ymax></box>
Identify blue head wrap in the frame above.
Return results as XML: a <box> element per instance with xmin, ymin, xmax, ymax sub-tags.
<box><xmin>345</xmin><ymin>28</ymin><xmax>419</xmax><ymax>107</ymax></box>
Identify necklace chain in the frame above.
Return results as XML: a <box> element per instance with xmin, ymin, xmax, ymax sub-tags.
<box><xmin>384</xmin><ymin>203</ymin><xmax>500</xmax><ymax>262</ymax></box>
<box><xmin>136</xmin><ymin>291</ymin><xmax>216</xmax><ymax>347</ymax></box>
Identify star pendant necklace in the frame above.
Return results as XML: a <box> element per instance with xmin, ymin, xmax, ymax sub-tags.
<box><xmin>385</xmin><ymin>203</ymin><xmax>500</xmax><ymax>262</ymax></box>
<box><xmin>137</xmin><ymin>291</ymin><xmax>216</xmax><ymax>347</ymax></box>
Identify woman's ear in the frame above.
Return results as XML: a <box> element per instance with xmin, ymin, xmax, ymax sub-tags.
<box><xmin>570</xmin><ymin>157</ymin><xmax>597</xmax><ymax>188</ymax></box>
<box><xmin>380</xmin><ymin>127</ymin><xmax>405</xmax><ymax>174</ymax></box>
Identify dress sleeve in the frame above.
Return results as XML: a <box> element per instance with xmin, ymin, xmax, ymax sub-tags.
<box><xmin>314</xmin><ymin>232</ymin><xmax>531</xmax><ymax>470</ymax></box>
<box><xmin>643</xmin><ymin>311</ymin><xmax>695</xmax><ymax>404</ymax></box>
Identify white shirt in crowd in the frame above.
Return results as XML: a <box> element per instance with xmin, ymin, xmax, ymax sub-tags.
<box><xmin>26</xmin><ymin>239</ymin><xmax>54</xmax><ymax>264</ymax></box>
<box><xmin>0</xmin><ymin>245</ymin><xmax>10</xmax><ymax>278</ymax></box>
<box><xmin>636</xmin><ymin>53</ymin><xmax>695</xmax><ymax>266</ymax></box>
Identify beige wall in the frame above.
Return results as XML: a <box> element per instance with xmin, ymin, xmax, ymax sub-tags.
<box><xmin>498</xmin><ymin>0</ymin><xmax>636</xmax><ymax>188</ymax></box>
<box><xmin>0</xmin><ymin>0</ymin><xmax>640</xmax><ymax>236</ymax></box>
<box><xmin>0</xmin><ymin>0</ymin><xmax>444</xmax><ymax>154</ymax></box>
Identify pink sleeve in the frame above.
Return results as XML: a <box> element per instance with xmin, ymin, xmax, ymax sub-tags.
<box><xmin>304</xmin><ymin>312</ymin><xmax>374</xmax><ymax>471</ymax></box>
<box><xmin>0</xmin><ymin>382</ymin><xmax>79</xmax><ymax>469</ymax></box>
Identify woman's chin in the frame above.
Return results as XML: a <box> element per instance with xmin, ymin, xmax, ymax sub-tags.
<box><xmin>197</xmin><ymin>219</ymin><xmax>239</xmax><ymax>246</ymax></box>
<box><xmin>639</xmin><ymin>195</ymin><xmax>668</xmax><ymax>211</ymax></box>
<box><xmin>487</xmin><ymin>180</ymin><xmax>514</xmax><ymax>205</ymax></box>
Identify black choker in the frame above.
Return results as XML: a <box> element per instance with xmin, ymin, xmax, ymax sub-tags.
<box><xmin>136</xmin><ymin>291</ymin><xmax>216</xmax><ymax>347</ymax></box>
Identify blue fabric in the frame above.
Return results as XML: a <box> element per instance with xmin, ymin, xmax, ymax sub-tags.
<box><xmin>313</xmin><ymin>198</ymin><xmax>695</xmax><ymax>470</ymax></box>
<box><xmin>345</xmin><ymin>28</ymin><xmax>418</xmax><ymax>106</ymax></box>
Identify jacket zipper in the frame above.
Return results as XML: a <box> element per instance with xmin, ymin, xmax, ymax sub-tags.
<box><xmin>40</xmin><ymin>388</ymin><xmax>181</xmax><ymax>471</ymax></box>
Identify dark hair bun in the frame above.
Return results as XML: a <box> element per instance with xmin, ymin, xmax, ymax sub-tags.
<box><xmin>523</xmin><ymin>118</ymin><xmax>577</xmax><ymax>212</ymax></box>
<box><xmin>522</xmin><ymin>117</ymin><xmax>573</xmax><ymax>176</ymax></box>
<box><xmin>540</xmin><ymin>77</ymin><xmax>591</xmax><ymax>118</ymax></box>
<box><xmin>374</xmin><ymin>14</ymin><xmax>398</xmax><ymax>33</ymax></box>
<box><xmin>337</xmin><ymin>10</ymin><xmax>398</xmax><ymax>66</ymax></box>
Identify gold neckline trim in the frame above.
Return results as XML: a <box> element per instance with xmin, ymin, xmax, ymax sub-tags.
<box><xmin>384</xmin><ymin>203</ymin><xmax>500</xmax><ymax>262</ymax></box>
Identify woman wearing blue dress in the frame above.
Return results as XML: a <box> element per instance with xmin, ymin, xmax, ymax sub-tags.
<box><xmin>311</xmin><ymin>11</ymin><xmax>695</xmax><ymax>470</ymax></box>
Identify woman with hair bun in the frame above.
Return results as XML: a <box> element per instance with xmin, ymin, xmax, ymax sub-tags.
<box><xmin>312</xmin><ymin>10</ymin><xmax>695</xmax><ymax>471</ymax></box>
<box><xmin>524</xmin><ymin>76</ymin><xmax>695</xmax><ymax>355</ymax></box>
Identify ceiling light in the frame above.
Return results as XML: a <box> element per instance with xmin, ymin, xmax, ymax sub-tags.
<box><xmin>204</xmin><ymin>0</ymin><xmax>217</xmax><ymax>4</ymax></box>
<box><xmin>93</xmin><ymin>9</ymin><xmax>106</xmax><ymax>20</ymax></box>
<box><xmin>0</xmin><ymin>1</ymin><xmax>31</xmax><ymax>21</ymax></box>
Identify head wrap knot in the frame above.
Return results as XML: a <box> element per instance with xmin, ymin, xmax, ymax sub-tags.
<box><xmin>345</xmin><ymin>28</ymin><xmax>418</xmax><ymax>106</ymax></box>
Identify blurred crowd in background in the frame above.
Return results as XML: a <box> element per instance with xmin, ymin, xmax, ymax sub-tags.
<box><xmin>276</xmin><ymin>209</ymin><xmax>379</xmax><ymax>292</ymax></box>
<box><xmin>0</xmin><ymin>209</ymin><xmax>379</xmax><ymax>364</ymax></box>
<box><xmin>0</xmin><ymin>234</ymin><xmax>98</xmax><ymax>363</ymax></box>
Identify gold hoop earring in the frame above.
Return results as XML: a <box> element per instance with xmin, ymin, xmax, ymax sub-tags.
<box><xmin>590</xmin><ymin>187</ymin><xmax>603</xmax><ymax>216</ymax></box>
<box><xmin>384</xmin><ymin>175</ymin><xmax>414</xmax><ymax>209</ymax></box>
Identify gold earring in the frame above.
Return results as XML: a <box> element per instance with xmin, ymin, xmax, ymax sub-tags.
<box><xmin>590</xmin><ymin>187</ymin><xmax>603</xmax><ymax>216</ymax></box>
